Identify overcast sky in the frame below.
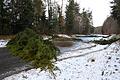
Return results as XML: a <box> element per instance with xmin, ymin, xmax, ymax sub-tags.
<box><xmin>78</xmin><ymin>0</ymin><xmax>113</xmax><ymax>27</ymax></box>
<box><xmin>56</xmin><ymin>0</ymin><xmax>113</xmax><ymax>27</ymax></box>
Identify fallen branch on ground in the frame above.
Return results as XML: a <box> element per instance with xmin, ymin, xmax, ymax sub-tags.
<box><xmin>93</xmin><ymin>38</ymin><xmax>120</xmax><ymax>45</ymax></box>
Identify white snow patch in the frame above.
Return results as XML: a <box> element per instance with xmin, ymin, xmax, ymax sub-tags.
<box><xmin>42</xmin><ymin>36</ymin><xmax>52</xmax><ymax>40</ymax></box>
<box><xmin>57</xmin><ymin>34</ymin><xmax>72</xmax><ymax>38</ymax></box>
<box><xmin>4</xmin><ymin>41</ymin><xmax>120</xmax><ymax>80</ymax></box>
<box><xmin>0</xmin><ymin>40</ymin><xmax>9</xmax><ymax>48</ymax></box>
<box><xmin>72</xmin><ymin>34</ymin><xmax>117</xmax><ymax>42</ymax></box>
<box><xmin>79</xmin><ymin>36</ymin><xmax>103</xmax><ymax>42</ymax></box>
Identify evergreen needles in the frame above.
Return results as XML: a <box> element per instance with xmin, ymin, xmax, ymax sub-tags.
<box><xmin>7</xmin><ymin>28</ymin><xmax>59</xmax><ymax>74</ymax></box>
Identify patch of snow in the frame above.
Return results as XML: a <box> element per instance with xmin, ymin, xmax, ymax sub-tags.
<box><xmin>72</xmin><ymin>34</ymin><xmax>120</xmax><ymax>42</ymax></box>
<box><xmin>0</xmin><ymin>40</ymin><xmax>9</xmax><ymax>48</ymax></box>
<box><xmin>4</xmin><ymin>41</ymin><xmax>120</xmax><ymax>80</ymax></box>
<box><xmin>79</xmin><ymin>36</ymin><xmax>103</xmax><ymax>42</ymax></box>
<box><xmin>58</xmin><ymin>44</ymin><xmax>109</xmax><ymax>59</ymax></box>
<box><xmin>57</xmin><ymin>34</ymin><xmax>71</xmax><ymax>38</ymax></box>
<box><xmin>91</xmin><ymin>34</ymin><xmax>109</xmax><ymax>37</ymax></box>
<box><xmin>73</xmin><ymin>34</ymin><xmax>109</xmax><ymax>37</ymax></box>
<box><xmin>42</xmin><ymin>36</ymin><xmax>52</xmax><ymax>40</ymax></box>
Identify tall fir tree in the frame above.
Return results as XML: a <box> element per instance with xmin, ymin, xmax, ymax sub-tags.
<box><xmin>111</xmin><ymin>0</ymin><xmax>120</xmax><ymax>27</ymax></box>
<box><xmin>65</xmin><ymin>0</ymin><xmax>75</xmax><ymax>34</ymax></box>
<box><xmin>11</xmin><ymin>0</ymin><xmax>34</xmax><ymax>34</ymax></box>
<box><xmin>45</xmin><ymin>0</ymin><xmax>60</xmax><ymax>34</ymax></box>
<box><xmin>0</xmin><ymin>0</ymin><xmax>12</xmax><ymax>35</ymax></box>
<box><xmin>0</xmin><ymin>0</ymin><xmax>4</xmax><ymax>34</ymax></box>
<box><xmin>58</xmin><ymin>5</ymin><xmax>64</xmax><ymax>33</ymax></box>
<box><xmin>74</xmin><ymin>2</ymin><xmax>80</xmax><ymax>15</ymax></box>
<box><xmin>33</xmin><ymin>0</ymin><xmax>44</xmax><ymax>34</ymax></box>
<box><xmin>41</xmin><ymin>10</ymin><xmax>47</xmax><ymax>33</ymax></box>
<box><xmin>81</xmin><ymin>9</ymin><xmax>93</xmax><ymax>34</ymax></box>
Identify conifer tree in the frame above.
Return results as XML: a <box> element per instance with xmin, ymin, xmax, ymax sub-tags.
<box><xmin>0</xmin><ymin>0</ymin><xmax>12</xmax><ymax>35</ymax></box>
<box><xmin>11</xmin><ymin>0</ymin><xmax>34</xmax><ymax>34</ymax></box>
<box><xmin>111</xmin><ymin>0</ymin><xmax>120</xmax><ymax>27</ymax></box>
<box><xmin>65</xmin><ymin>0</ymin><xmax>75</xmax><ymax>34</ymax></box>
<box><xmin>0</xmin><ymin>0</ymin><xmax>4</xmax><ymax>34</ymax></box>
<box><xmin>81</xmin><ymin>9</ymin><xmax>93</xmax><ymax>34</ymax></box>
<box><xmin>33</xmin><ymin>0</ymin><xmax>44</xmax><ymax>34</ymax></box>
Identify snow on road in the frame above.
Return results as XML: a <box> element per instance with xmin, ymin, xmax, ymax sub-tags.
<box><xmin>3</xmin><ymin>41</ymin><xmax>120</xmax><ymax>80</ymax></box>
<box><xmin>0</xmin><ymin>40</ymin><xmax>9</xmax><ymax>48</ymax></box>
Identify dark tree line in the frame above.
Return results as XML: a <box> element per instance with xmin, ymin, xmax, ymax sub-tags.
<box><xmin>111</xmin><ymin>0</ymin><xmax>120</xmax><ymax>27</ymax></box>
<box><xmin>0</xmin><ymin>0</ymin><xmax>93</xmax><ymax>35</ymax></box>
<box><xmin>0</xmin><ymin>0</ymin><xmax>11</xmax><ymax>34</ymax></box>
<box><xmin>65</xmin><ymin>0</ymin><xmax>93</xmax><ymax>34</ymax></box>
<box><xmin>0</xmin><ymin>0</ymin><xmax>48</xmax><ymax>35</ymax></box>
<box><xmin>80</xmin><ymin>9</ymin><xmax>93</xmax><ymax>34</ymax></box>
<box><xmin>0</xmin><ymin>0</ymin><xmax>34</xmax><ymax>35</ymax></box>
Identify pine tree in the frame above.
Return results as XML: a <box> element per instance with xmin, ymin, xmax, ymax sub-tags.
<box><xmin>33</xmin><ymin>0</ymin><xmax>43</xmax><ymax>26</ymax></box>
<box><xmin>58</xmin><ymin>5</ymin><xmax>64</xmax><ymax>33</ymax></box>
<box><xmin>41</xmin><ymin>10</ymin><xmax>47</xmax><ymax>33</ymax></box>
<box><xmin>33</xmin><ymin>0</ymin><xmax>44</xmax><ymax>34</ymax></box>
<box><xmin>111</xmin><ymin>0</ymin><xmax>120</xmax><ymax>27</ymax></box>
<box><xmin>51</xmin><ymin>2</ymin><xmax>59</xmax><ymax>33</ymax></box>
<box><xmin>0</xmin><ymin>0</ymin><xmax>12</xmax><ymax>35</ymax></box>
<box><xmin>45</xmin><ymin>0</ymin><xmax>60</xmax><ymax>34</ymax></box>
<box><xmin>57</xmin><ymin>0</ymin><xmax>65</xmax><ymax>33</ymax></box>
<box><xmin>11</xmin><ymin>0</ymin><xmax>34</xmax><ymax>34</ymax></box>
<box><xmin>81</xmin><ymin>9</ymin><xmax>93</xmax><ymax>34</ymax></box>
<box><xmin>65</xmin><ymin>0</ymin><xmax>75</xmax><ymax>34</ymax></box>
<box><xmin>0</xmin><ymin>0</ymin><xmax>4</xmax><ymax>34</ymax></box>
<box><xmin>74</xmin><ymin>2</ymin><xmax>80</xmax><ymax>15</ymax></box>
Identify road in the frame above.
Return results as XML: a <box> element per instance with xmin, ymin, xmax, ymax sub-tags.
<box><xmin>0</xmin><ymin>48</ymin><xmax>29</xmax><ymax>79</ymax></box>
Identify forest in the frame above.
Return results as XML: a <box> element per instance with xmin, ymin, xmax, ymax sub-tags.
<box><xmin>0</xmin><ymin>0</ymin><xmax>94</xmax><ymax>35</ymax></box>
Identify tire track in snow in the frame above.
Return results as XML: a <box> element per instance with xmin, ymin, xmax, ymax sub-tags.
<box><xmin>57</xmin><ymin>44</ymin><xmax>111</xmax><ymax>62</ymax></box>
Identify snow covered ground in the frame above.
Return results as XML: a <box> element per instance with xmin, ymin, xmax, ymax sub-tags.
<box><xmin>3</xmin><ymin>40</ymin><xmax>120</xmax><ymax>80</ymax></box>
<box><xmin>0</xmin><ymin>40</ymin><xmax>9</xmax><ymax>48</ymax></box>
<box><xmin>72</xmin><ymin>34</ymin><xmax>117</xmax><ymax>42</ymax></box>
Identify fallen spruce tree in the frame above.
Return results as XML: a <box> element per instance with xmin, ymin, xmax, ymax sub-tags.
<box><xmin>93</xmin><ymin>36</ymin><xmax>120</xmax><ymax>45</ymax></box>
<box><xmin>7</xmin><ymin>28</ymin><xmax>59</xmax><ymax>74</ymax></box>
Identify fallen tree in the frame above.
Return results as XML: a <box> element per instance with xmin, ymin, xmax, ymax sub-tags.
<box><xmin>7</xmin><ymin>28</ymin><xmax>59</xmax><ymax>75</ymax></box>
<box><xmin>93</xmin><ymin>35</ymin><xmax>120</xmax><ymax>45</ymax></box>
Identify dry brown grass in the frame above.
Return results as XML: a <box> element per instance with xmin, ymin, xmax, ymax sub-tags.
<box><xmin>0</xmin><ymin>35</ymin><xmax>15</xmax><ymax>39</ymax></box>
<box><xmin>53</xmin><ymin>36</ymin><xmax>74</xmax><ymax>47</ymax></box>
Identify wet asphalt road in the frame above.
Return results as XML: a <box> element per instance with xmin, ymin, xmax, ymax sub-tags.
<box><xmin>0</xmin><ymin>48</ymin><xmax>28</xmax><ymax>79</ymax></box>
